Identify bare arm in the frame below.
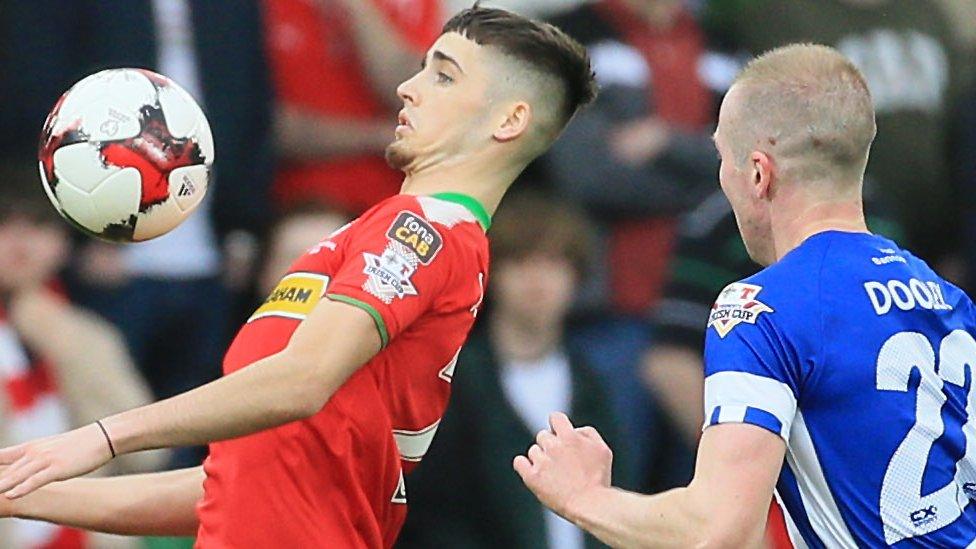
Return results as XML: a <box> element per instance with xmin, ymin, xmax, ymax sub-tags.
<box><xmin>274</xmin><ymin>105</ymin><xmax>394</xmax><ymax>160</ymax></box>
<box><xmin>0</xmin><ymin>297</ymin><xmax>381</xmax><ymax>497</ymax></box>
<box><xmin>517</xmin><ymin>415</ymin><xmax>783</xmax><ymax>548</ymax></box>
<box><xmin>8</xmin><ymin>289</ymin><xmax>167</xmax><ymax>474</ymax></box>
<box><xmin>642</xmin><ymin>345</ymin><xmax>705</xmax><ymax>446</ymax></box>
<box><xmin>328</xmin><ymin>0</ymin><xmax>423</xmax><ymax>109</ymax></box>
<box><xmin>3</xmin><ymin>466</ymin><xmax>204</xmax><ymax>537</ymax></box>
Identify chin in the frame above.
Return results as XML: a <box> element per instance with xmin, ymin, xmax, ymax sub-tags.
<box><xmin>384</xmin><ymin>141</ymin><xmax>414</xmax><ymax>171</ymax></box>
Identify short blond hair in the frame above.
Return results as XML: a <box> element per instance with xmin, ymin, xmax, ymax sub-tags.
<box><xmin>726</xmin><ymin>44</ymin><xmax>876</xmax><ymax>184</ymax></box>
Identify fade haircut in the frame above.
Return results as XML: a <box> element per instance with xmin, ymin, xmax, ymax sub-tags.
<box><xmin>443</xmin><ymin>4</ymin><xmax>597</xmax><ymax>147</ymax></box>
<box><xmin>727</xmin><ymin>43</ymin><xmax>876</xmax><ymax>185</ymax></box>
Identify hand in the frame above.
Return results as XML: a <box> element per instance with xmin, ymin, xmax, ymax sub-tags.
<box><xmin>610</xmin><ymin>116</ymin><xmax>671</xmax><ymax>166</ymax></box>
<box><xmin>0</xmin><ymin>424</ymin><xmax>114</xmax><ymax>499</ymax></box>
<box><xmin>513</xmin><ymin>412</ymin><xmax>613</xmax><ymax>521</ymax></box>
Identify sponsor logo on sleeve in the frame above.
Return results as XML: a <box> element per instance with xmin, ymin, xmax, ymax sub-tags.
<box><xmin>386</xmin><ymin>212</ymin><xmax>442</xmax><ymax>264</ymax></box>
<box><xmin>362</xmin><ymin>241</ymin><xmax>420</xmax><ymax>304</ymax></box>
<box><xmin>249</xmin><ymin>272</ymin><xmax>330</xmax><ymax>322</ymax></box>
<box><xmin>708</xmin><ymin>282</ymin><xmax>773</xmax><ymax>338</ymax></box>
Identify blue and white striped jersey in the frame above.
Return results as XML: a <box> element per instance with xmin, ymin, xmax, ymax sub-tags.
<box><xmin>703</xmin><ymin>230</ymin><xmax>976</xmax><ymax>548</ymax></box>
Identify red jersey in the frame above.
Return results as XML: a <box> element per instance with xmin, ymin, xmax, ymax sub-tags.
<box><xmin>196</xmin><ymin>193</ymin><xmax>490</xmax><ymax>548</ymax></box>
<box><xmin>264</xmin><ymin>0</ymin><xmax>442</xmax><ymax>213</ymax></box>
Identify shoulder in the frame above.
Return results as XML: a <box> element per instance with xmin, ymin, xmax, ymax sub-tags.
<box><xmin>707</xmin><ymin>241</ymin><xmax>829</xmax><ymax>339</ymax></box>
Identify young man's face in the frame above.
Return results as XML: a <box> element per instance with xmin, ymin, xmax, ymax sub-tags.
<box><xmin>492</xmin><ymin>254</ymin><xmax>576</xmax><ymax>330</ymax></box>
<box><xmin>385</xmin><ymin>32</ymin><xmax>496</xmax><ymax>171</ymax></box>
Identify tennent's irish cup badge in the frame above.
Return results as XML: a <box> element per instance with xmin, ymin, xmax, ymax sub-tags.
<box><xmin>708</xmin><ymin>282</ymin><xmax>773</xmax><ymax>338</ymax></box>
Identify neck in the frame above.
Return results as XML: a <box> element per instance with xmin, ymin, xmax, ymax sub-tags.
<box><xmin>399</xmin><ymin>151</ymin><xmax>526</xmax><ymax>217</ymax></box>
<box><xmin>491</xmin><ymin>315</ymin><xmax>563</xmax><ymax>364</ymax></box>
<box><xmin>771</xmin><ymin>189</ymin><xmax>868</xmax><ymax>261</ymax></box>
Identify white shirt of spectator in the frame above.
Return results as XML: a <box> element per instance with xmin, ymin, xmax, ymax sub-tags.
<box><xmin>501</xmin><ymin>351</ymin><xmax>585</xmax><ymax>549</ymax></box>
<box><xmin>123</xmin><ymin>0</ymin><xmax>220</xmax><ymax>278</ymax></box>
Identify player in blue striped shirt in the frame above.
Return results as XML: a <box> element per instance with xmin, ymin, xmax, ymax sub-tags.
<box><xmin>516</xmin><ymin>43</ymin><xmax>976</xmax><ymax>547</ymax></box>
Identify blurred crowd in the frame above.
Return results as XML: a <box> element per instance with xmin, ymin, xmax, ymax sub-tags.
<box><xmin>0</xmin><ymin>0</ymin><xmax>974</xmax><ymax>547</ymax></box>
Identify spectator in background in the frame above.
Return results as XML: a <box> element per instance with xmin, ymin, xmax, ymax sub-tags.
<box><xmin>265</xmin><ymin>0</ymin><xmax>443</xmax><ymax>215</ymax></box>
<box><xmin>547</xmin><ymin>0</ymin><xmax>723</xmax><ymax>315</ymax></box>
<box><xmin>398</xmin><ymin>193</ymin><xmax>637</xmax><ymax>549</ymax></box>
<box><xmin>706</xmin><ymin>0</ymin><xmax>968</xmax><ymax>273</ymax></box>
<box><xmin>0</xmin><ymin>163</ymin><xmax>165</xmax><ymax>548</ymax></box>
<box><xmin>0</xmin><ymin>0</ymin><xmax>275</xmax><ymax>469</ymax></box>
<box><xmin>961</xmin><ymin>85</ymin><xmax>976</xmax><ymax>293</ymax></box>
<box><xmin>539</xmin><ymin>0</ymin><xmax>721</xmax><ymax>489</ymax></box>
<box><xmin>257</xmin><ymin>203</ymin><xmax>350</xmax><ymax>298</ymax></box>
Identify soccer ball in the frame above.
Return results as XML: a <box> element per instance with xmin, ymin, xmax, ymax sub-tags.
<box><xmin>38</xmin><ymin>68</ymin><xmax>213</xmax><ymax>242</ymax></box>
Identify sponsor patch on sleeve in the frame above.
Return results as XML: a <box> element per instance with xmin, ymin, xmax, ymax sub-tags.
<box><xmin>249</xmin><ymin>272</ymin><xmax>330</xmax><ymax>322</ymax></box>
<box><xmin>708</xmin><ymin>282</ymin><xmax>773</xmax><ymax>338</ymax></box>
<box><xmin>362</xmin><ymin>241</ymin><xmax>420</xmax><ymax>304</ymax></box>
<box><xmin>386</xmin><ymin>211</ymin><xmax>442</xmax><ymax>264</ymax></box>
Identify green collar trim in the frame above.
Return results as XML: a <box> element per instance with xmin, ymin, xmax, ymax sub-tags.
<box><xmin>430</xmin><ymin>192</ymin><xmax>492</xmax><ymax>230</ymax></box>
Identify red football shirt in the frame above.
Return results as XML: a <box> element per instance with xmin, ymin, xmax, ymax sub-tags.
<box><xmin>264</xmin><ymin>0</ymin><xmax>443</xmax><ymax>213</ymax></box>
<box><xmin>195</xmin><ymin>193</ymin><xmax>490</xmax><ymax>548</ymax></box>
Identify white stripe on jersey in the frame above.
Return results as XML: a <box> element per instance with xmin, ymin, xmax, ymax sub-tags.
<box><xmin>393</xmin><ymin>420</ymin><xmax>441</xmax><ymax>462</ymax></box>
<box><xmin>703</xmin><ymin>371</ymin><xmax>798</xmax><ymax>439</ymax></box>
<box><xmin>774</xmin><ymin>490</ymin><xmax>809</xmax><ymax>549</ymax></box>
<box><xmin>417</xmin><ymin>196</ymin><xmax>477</xmax><ymax>228</ymax></box>
<box><xmin>787</xmin><ymin>412</ymin><xmax>858</xmax><ymax>548</ymax></box>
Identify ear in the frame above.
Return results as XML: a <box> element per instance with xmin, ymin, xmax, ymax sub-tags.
<box><xmin>493</xmin><ymin>101</ymin><xmax>531</xmax><ymax>142</ymax></box>
<box><xmin>750</xmin><ymin>150</ymin><xmax>775</xmax><ymax>200</ymax></box>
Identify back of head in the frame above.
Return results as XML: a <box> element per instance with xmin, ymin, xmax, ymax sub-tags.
<box><xmin>727</xmin><ymin>44</ymin><xmax>877</xmax><ymax>186</ymax></box>
<box><xmin>442</xmin><ymin>4</ymin><xmax>597</xmax><ymax>154</ymax></box>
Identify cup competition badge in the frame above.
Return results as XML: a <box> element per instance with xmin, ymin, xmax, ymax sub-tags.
<box><xmin>708</xmin><ymin>282</ymin><xmax>774</xmax><ymax>338</ymax></box>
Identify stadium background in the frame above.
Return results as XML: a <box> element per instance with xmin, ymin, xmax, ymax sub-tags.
<box><xmin>0</xmin><ymin>0</ymin><xmax>974</xmax><ymax>547</ymax></box>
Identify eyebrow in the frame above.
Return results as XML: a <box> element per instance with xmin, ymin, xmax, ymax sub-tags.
<box><xmin>431</xmin><ymin>50</ymin><xmax>465</xmax><ymax>74</ymax></box>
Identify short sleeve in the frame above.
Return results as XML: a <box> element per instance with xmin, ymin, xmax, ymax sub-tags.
<box><xmin>326</xmin><ymin>208</ymin><xmax>453</xmax><ymax>347</ymax></box>
<box><xmin>702</xmin><ymin>281</ymin><xmax>800</xmax><ymax>442</ymax></box>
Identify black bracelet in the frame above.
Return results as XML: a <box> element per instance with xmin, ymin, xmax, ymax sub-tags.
<box><xmin>95</xmin><ymin>420</ymin><xmax>117</xmax><ymax>459</ymax></box>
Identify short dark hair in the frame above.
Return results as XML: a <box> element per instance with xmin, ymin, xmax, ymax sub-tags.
<box><xmin>490</xmin><ymin>190</ymin><xmax>595</xmax><ymax>278</ymax></box>
<box><xmin>0</xmin><ymin>158</ymin><xmax>62</xmax><ymax>226</ymax></box>
<box><xmin>443</xmin><ymin>4</ymin><xmax>597</xmax><ymax>128</ymax></box>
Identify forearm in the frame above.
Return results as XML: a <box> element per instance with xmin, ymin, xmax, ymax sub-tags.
<box><xmin>12</xmin><ymin>467</ymin><xmax>204</xmax><ymax>536</ymax></box>
<box><xmin>104</xmin><ymin>349</ymin><xmax>330</xmax><ymax>454</ymax></box>
<box><xmin>275</xmin><ymin>106</ymin><xmax>392</xmax><ymax>160</ymax></box>
<box><xmin>567</xmin><ymin>486</ymin><xmax>710</xmax><ymax>548</ymax></box>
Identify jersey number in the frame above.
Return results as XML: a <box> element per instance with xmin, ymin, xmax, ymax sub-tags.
<box><xmin>876</xmin><ymin>330</ymin><xmax>976</xmax><ymax>544</ymax></box>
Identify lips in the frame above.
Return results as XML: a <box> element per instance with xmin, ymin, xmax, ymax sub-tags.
<box><xmin>397</xmin><ymin>110</ymin><xmax>412</xmax><ymax>128</ymax></box>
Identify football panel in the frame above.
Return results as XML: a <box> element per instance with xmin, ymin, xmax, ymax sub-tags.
<box><xmin>170</xmin><ymin>165</ymin><xmax>208</xmax><ymax>213</ymax></box>
<box><xmin>77</xmin><ymin>99</ymin><xmax>142</xmax><ymax>142</ymax></box>
<box><xmin>38</xmin><ymin>161</ymin><xmax>65</xmax><ymax>216</ymax></box>
<box><xmin>52</xmin><ymin>142</ymin><xmax>120</xmax><ymax>193</ymax></box>
<box><xmin>53</xmin><ymin>183</ymin><xmax>103</xmax><ymax>233</ymax></box>
<box><xmin>132</xmin><ymin>197</ymin><xmax>184</xmax><ymax>241</ymax></box>
<box><xmin>89</xmin><ymin>167</ymin><xmax>143</xmax><ymax>230</ymax></box>
<box><xmin>157</xmin><ymin>84</ymin><xmax>201</xmax><ymax>139</ymax></box>
<box><xmin>61</xmin><ymin>69</ymin><xmax>156</xmax><ymax>121</ymax></box>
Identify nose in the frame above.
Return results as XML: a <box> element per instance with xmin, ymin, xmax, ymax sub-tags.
<box><xmin>396</xmin><ymin>73</ymin><xmax>421</xmax><ymax>106</ymax></box>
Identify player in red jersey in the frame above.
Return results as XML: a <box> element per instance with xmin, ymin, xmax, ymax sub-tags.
<box><xmin>0</xmin><ymin>6</ymin><xmax>596</xmax><ymax>548</ymax></box>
